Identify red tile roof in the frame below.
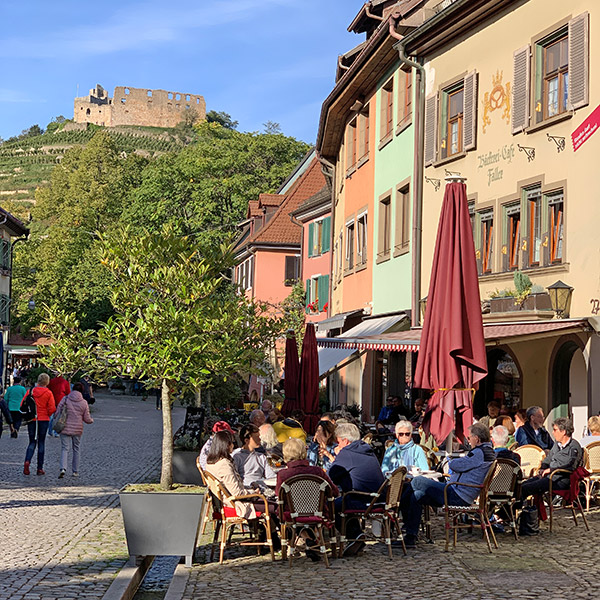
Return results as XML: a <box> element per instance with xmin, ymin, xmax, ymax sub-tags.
<box><xmin>250</xmin><ymin>157</ymin><xmax>326</xmax><ymax>246</ymax></box>
<box><xmin>247</xmin><ymin>200</ymin><xmax>262</xmax><ymax>219</ymax></box>
<box><xmin>258</xmin><ymin>193</ymin><xmax>284</xmax><ymax>207</ymax></box>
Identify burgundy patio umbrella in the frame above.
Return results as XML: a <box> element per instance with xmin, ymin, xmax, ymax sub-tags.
<box><xmin>413</xmin><ymin>178</ymin><xmax>488</xmax><ymax>446</ymax></box>
<box><xmin>281</xmin><ymin>331</ymin><xmax>300</xmax><ymax>417</ymax></box>
<box><xmin>297</xmin><ymin>323</ymin><xmax>320</xmax><ymax>434</ymax></box>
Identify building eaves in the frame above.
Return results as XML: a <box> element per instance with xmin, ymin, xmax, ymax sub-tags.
<box><xmin>0</xmin><ymin>207</ymin><xmax>29</xmax><ymax>238</ymax></box>
<box><xmin>290</xmin><ymin>185</ymin><xmax>331</xmax><ymax>221</ymax></box>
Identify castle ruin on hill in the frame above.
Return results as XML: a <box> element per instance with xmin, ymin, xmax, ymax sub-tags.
<box><xmin>74</xmin><ymin>84</ymin><xmax>206</xmax><ymax>128</ymax></box>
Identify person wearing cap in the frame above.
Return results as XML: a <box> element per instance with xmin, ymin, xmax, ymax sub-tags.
<box><xmin>198</xmin><ymin>420</ymin><xmax>234</xmax><ymax>470</ymax></box>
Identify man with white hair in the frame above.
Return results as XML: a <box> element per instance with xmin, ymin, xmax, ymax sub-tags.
<box><xmin>491</xmin><ymin>425</ymin><xmax>521</xmax><ymax>464</ymax></box>
<box><xmin>328</xmin><ymin>422</ymin><xmax>384</xmax><ymax>557</ymax></box>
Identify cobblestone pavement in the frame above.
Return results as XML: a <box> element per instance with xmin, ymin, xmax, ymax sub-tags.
<box><xmin>186</xmin><ymin>503</ymin><xmax>600</xmax><ymax>600</ymax></box>
<box><xmin>0</xmin><ymin>393</ymin><xmax>184</xmax><ymax>600</ymax></box>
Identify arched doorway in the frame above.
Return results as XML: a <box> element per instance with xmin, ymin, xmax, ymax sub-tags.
<box><xmin>550</xmin><ymin>337</ymin><xmax>588</xmax><ymax>437</ymax></box>
<box><xmin>474</xmin><ymin>348</ymin><xmax>522</xmax><ymax>418</ymax></box>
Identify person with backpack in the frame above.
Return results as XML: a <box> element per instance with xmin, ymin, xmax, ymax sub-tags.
<box><xmin>23</xmin><ymin>373</ymin><xmax>56</xmax><ymax>476</ymax></box>
<box><xmin>4</xmin><ymin>377</ymin><xmax>27</xmax><ymax>437</ymax></box>
<box><xmin>48</xmin><ymin>374</ymin><xmax>71</xmax><ymax>437</ymax></box>
<box><xmin>56</xmin><ymin>383</ymin><xmax>93</xmax><ymax>478</ymax></box>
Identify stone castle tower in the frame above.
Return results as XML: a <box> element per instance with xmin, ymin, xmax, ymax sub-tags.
<box><xmin>74</xmin><ymin>84</ymin><xmax>206</xmax><ymax>128</ymax></box>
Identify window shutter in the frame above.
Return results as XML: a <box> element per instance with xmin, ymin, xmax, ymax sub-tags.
<box><xmin>322</xmin><ymin>217</ymin><xmax>331</xmax><ymax>252</ymax></box>
<box><xmin>424</xmin><ymin>93</ymin><xmax>438</xmax><ymax>167</ymax></box>
<box><xmin>284</xmin><ymin>256</ymin><xmax>293</xmax><ymax>282</ymax></box>
<box><xmin>318</xmin><ymin>275</ymin><xmax>330</xmax><ymax>312</ymax></box>
<box><xmin>397</xmin><ymin>71</ymin><xmax>407</xmax><ymax>124</ymax></box>
<box><xmin>307</xmin><ymin>223</ymin><xmax>314</xmax><ymax>258</ymax></box>
<box><xmin>512</xmin><ymin>45</ymin><xmax>530</xmax><ymax>134</ymax></box>
<box><xmin>568</xmin><ymin>12</ymin><xmax>589</xmax><ymax>110</ymax></box>
<box><xmin>463</xmin><ymin>70</ymin><xmax>478</xmax><ymax>151</ymax></box>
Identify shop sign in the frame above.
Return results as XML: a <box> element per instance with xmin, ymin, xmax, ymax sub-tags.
<box><xmin>572</xmin><ymin>104</ymin><xmax>600</xmax><ymax>152</ymax></box>
<box><xmin>477</xmin><ymin>143</ymin><xmax>515</xmax><ymax>186</ymax></box>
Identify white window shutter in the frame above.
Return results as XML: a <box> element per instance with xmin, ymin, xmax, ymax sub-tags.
<box><xmin>463</xmin><ymin>70</ymin><xmax>478</xmax><ymax>151</ymax></box>
<box><xmin>569</xmin><ymin>12</ymin><xmax>589</xmax><ymax>110</ymax></box>
<box><xmin>424</xmin><ymin>93</ymin><xmax>438</xmax><ymax>167</ymax></box>
<box><xmin>512</xmin><ymin>45</ymin><xmax>530</xmax><ymax>134</ymax></box>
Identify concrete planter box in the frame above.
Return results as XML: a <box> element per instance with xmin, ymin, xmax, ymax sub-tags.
<box><xmin>119</xmin><ymin>486</ymin><xmax>204</xmax><ymax>566</ymax></box>
<box><xmin>172</xmin><ymin>450</ymin><xmax>203</xmax><ymax>485</ymax></box>
<box><xmin>490</xmin><ymin>292</ymin><xmax>553</xmax><ymax>313</ymax></box>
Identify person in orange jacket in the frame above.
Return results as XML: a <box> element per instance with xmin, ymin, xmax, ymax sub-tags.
<box><xmin>24</xmin><ymin>373</ymin><xmax>56</xmax><ymax>475</ymax></box>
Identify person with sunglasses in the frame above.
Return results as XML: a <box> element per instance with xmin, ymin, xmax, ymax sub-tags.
<box><xmin>381</xmin><ymin>420</ymin><xmax>429</xmax><ymax>476</ymax></box>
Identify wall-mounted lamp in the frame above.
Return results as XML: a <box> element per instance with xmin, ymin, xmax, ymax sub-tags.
<box><xmin>419</xmin><ymin>296</ymin><xmax>428</xmax><ymax>323</ymax></box>
<box><xmin>547</xmin><ymin>133</ymin><xmax>566</xmax><ymax>153</ymax></box>
<box><xmin>425</xmin><ymin>177</ymin><xmax>441</xmax><ymax>191</ymax></box>
<box><xmin>517</xmin><ymin>144</ymin><xmax>536</xmax><ymax>162</ymax></box>
<box><xmin>547</xmin><ymin>280</ymin><xmax>573</xmax><ymax>319</ymax></box>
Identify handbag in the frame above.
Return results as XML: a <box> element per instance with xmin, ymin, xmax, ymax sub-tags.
<box><xmin>52</xmin><ymin>399</ymin><xmax>69</xmax><ymax>434</ymax></box>
<box><xmin>518</xmin><ymin>505</ymin><xmax>540</xmax><ymax>536</ymax></box>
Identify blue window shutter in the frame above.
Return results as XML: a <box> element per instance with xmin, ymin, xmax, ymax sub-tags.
<box><xmin>307</xmin><ymin>223</ymin><xmax>314</xmax><ymax>258</ymax></box>
<box><xmin>322</xmin><ymin>217</ymin><xmax>331</xmax><ymax>253</ymax></box>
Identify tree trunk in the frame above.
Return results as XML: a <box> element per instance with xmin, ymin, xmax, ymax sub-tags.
<box><xmin>195</xmin><ymin>387</ymin><xmax>202</xmax><ymax>409</ymax></box>
<box><xmin>160</xmin><ymin>378</ymin><xmax>174</xmax><ymax>490</ymax></box>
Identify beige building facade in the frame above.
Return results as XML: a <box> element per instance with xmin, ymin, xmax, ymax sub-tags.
<box><xmin>406</xmin><ymin>0</ymin><xmax>599</xmax><ymax>434</ymax></box>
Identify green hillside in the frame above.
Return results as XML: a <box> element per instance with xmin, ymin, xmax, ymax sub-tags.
<box><xmin>0</xmin><ymin>124</ymin><xmax>187</xmax><ymax>205</ymax></box>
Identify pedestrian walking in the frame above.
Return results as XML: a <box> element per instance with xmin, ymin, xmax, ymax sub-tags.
<box><xmin>4</xmin><ymin>377</ymin><xmax>26</xmax><ymax>437</ymax></box>
<box><xmin>57</xmin><ymin>383</ymin><xmax>93</xmax><ymax>478</ymax></box>
<box><xmin>48</xmin><ymin>374</ymin><xmax>71</xmax><ymax>438</ymax></box>
<box><xmin>23</xmin><ymin>373</ymin><xmax>56</xmax><ymax>476</ymax></box>
<box><xmin>0</xmin><ymin>398</ymin><xmax>14</xmax><ymax>439</ymax></box>
<box><xmin>79</xmin><ymin>375</ymin><xmax>95</xmax><ymax>405</ymax></box>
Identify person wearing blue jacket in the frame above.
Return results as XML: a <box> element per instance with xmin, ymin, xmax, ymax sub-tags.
<box><xmin>381</xmin><ymin>420</ymin><xmax>429</xmax><ymax>476</ymax></box>
<box><xmin>328</xmin><ymin>421</ymin><xmax>384</xmax><ymax>557</ymax></box>
<box><xmin>400</xmin><ymin>422</ymin><xmax>495</xmax><ymax>548</ymax></box>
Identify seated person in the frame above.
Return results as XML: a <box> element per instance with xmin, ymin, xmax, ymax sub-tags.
<box><xmin>273</xmin><ymin>409</ymin><xmax>307</xmax><ymax>444</ymax></box>
<box><xmin>377</xmin><ymin>396</ymin><xmax>399</xmax><ymax>426</ymax></box>
<box><xmin>515</xmin><ymin>406</ymin><xmax>554</xmax><ymax>450</ymax></box>
<box><xmin>495</xmin><ymin>415</ymin><xmax>517</xmax><ymax>448</ymax></box>
<box><xmin>198</xmin><ymin>420</ymin><xmax>234</xmax><ymax>470</ymax></box>
<box><xmin>579</xmin><ymin>415</ymin><xmax>600</xmax><ymax>448</ymax></box>
<box><xmin>259</xmin><ymin>423</ymin><xmax>284</xmax><ymax>467</ymax></box>
<box><xmin>320</xmin><ymin>412</ymin><xmax>336</xmax><ymax>424</ymax></box>
<box><xmin>409</xmin><ymin>398</ymin><xmax>426</xmax><ymax>428</ymax></box>
<box><xmin>478</xmin><ymin>400</ymin><xmax>500</xmax><ymax>429</ymax></box>
<box><xmin>491</xmin><ymin>425</ymin><xmax>521</xmax><ymax>464</ymax></box>
<box><xmin>232</xmin><ymin>424</ymin><xmax>276</xmax><ymax>487</ymax></box>
<box><xmin>206</xmin><ymin>430</ymin><xmax>280</xmax><ymax>550</ymax></box>
<box><xmin>249</xmin><ymin>409</ymin><xmax>266</xmax><ymax>428</ymax></box>
<box><xmin>276</xmin><ymin>438</ymin><xmax>339</xmax><ymax>562</ymax></box>
<box><xmin>381</xmin><ymin>419</ymin><xmax>429</xmax><ymax>476</ymax></box>
<box><xmin>400</xmin><ymin>422</ymin><xmax>495</xmax><ymax>549</ymax></box>
<box><xmin>307</xmin><ymin>420</ymin><xmax>337</xmax><ymax>471</ymax></box>
<box><xmin>514</xmin><ymin>408</ymin><xmax>527</xmax><ymax>431</ymax></box>
<box><xmin>268</xmin><ymin>408</ymin><xmax>284</xmax><ymax>424</ymax></box>
<box><xmin>328</xmin><ymin>422</ymin><xmax>385</xmax><ymax>557</ymax></box>
<box><xmin>520</xmin><ymin>417</ymin><xmax>582</xmax><ymax>499</ymax></box>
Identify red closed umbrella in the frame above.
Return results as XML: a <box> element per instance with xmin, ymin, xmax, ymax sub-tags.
<box><xmin>298</xmin><ymin>323</ymin><xmax>320</xmax><ymax>434</ymax></box>
<box><xmin>281</xmin><ymin>331</ymin><xmax>300</xmax><ymax>417</ymax></box>
<box><xmin>414</xmin><ymin>178</ymin><xmax>487</xmax><ymax>445</ymax></box>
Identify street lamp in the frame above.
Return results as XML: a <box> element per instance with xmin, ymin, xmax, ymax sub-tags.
<box><xmin>547</xmin><ymin>280</ymin><xmax>573</xmax><ymax>319</ymax></box>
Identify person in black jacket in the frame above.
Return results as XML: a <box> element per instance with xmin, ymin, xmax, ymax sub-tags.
<box><xmin>520</xmin><ymin>417</ymin><xmax>582</xmax><ymax>499</ymax></box>
<box><xmin>0</xmin><ymin>399</ymin><xmax>14</xmax><ymax>439</ymax></box>
<box><xmin>328</xmin><ymin>422</ymin><xmax>384</xmax><ymax>557</ymax></box>
<box><xmin>491</xmin><ymin>425</ymin><xmax>521</xmax><ymax>464</ymax></box>
<box><xmin>515</xmin><ymin>406</ymin><xmax>554</xmax><ymax>450</ymax></box>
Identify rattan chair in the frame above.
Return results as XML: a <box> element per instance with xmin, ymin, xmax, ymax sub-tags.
<box><xmin>339</xmin><ymin>467</ymin><xmax>408</xmax><ymax>558</ymax></box>
<box><xmin>196</xmin><ymin>460</ymin><xmax>216</xmax><ymax>535</ymax></box>
<box><xmin>583</xmin><ymin>441</ymin><xmax>600</xmax><ymax>510</ymax></box>
<box><xmin>203</xmin><ymin>469</ymin><xmax>276</xmax><ymax>564</ymax></box>
<box><xmin>444</xmin><ymin>461</ymin><xmax>498</xmax><ymax>553</ymax></box>
<box><xmin>487</xmin><ymin>458</ymin><xmax>522</xmax><ymax>540</ymax></box>
<box><xmin>547</xmin><ymin>467</ymin><xmax>590</xmax><ymax>533</ymax></box>
<box><xmin>277</xmin><ymin>474</ymin><xmax>337</xmax><ymax>567</ymax></box>
<box><xmin>514</xmin><ymin>444</ymin><xmax>546</xmax><ymax>477</ymax></box>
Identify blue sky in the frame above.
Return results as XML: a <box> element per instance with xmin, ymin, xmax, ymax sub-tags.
<box><xmin>0</xmin><ymin>0</ymin><xmax>363</xmax><ymax>143</ymax></box>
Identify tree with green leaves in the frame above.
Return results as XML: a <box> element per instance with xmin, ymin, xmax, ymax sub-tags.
<box><xmin>206</xmin><ymin>110</ymin><xmax>238</xmax><ymax>130</ymax></box>
<box><xmin>96</xmin><ymin>225</ymin><xmax>282</xmax><ymax>489</ymax></box>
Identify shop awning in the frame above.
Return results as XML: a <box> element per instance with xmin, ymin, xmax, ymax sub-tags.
<box><xmin>317</xmin><ymin>309</ymin><xmax>364</xmax><ymax>333</ymax></box>
<box><xmin>318</xmin><ymin>346</ymin><xmax>359</xmax><ymax>379</ymax></box>
<box><xmin>316</xmin><ymin>319</ymin><xmax>591</xmax><ymax>352</ymax></box>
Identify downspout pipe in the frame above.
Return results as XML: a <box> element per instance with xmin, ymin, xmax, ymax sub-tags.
<box><xmin>389</xmin><ymin>16</ymin><xmax>426</xmax><ymax>328</ymax></box>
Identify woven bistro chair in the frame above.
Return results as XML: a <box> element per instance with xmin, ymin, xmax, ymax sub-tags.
<box><xmin>583</xmin><ymin>441</ymin><xmax>600</xmax><ymax>510</ymax></box>
<box><xmin>487</xmin><ymin>458</ymin><xmax>522</xmax><ymax>540</ymax></box>
<box><xmin>444</xmin><ymin>461</ymin><xmax>498</xmax><ymax>553</ymax></box>
<box><xmin>277</xmin><ymin>474</ymin><xmax>337</xmax><ymax>567</ymax></box>
<box><xmin>514</xmin><ymin>444</ymin><xmax>546</xmax><ymax>477</ymax></box>
<box><xmin>203</xmin><ymin>469</ymin><xmax>276</xmax><ymax>564</ymax></box>
<box><xmin>196</xmin><ymin>460</ymin><xmax>216</xmax><ymax>535</ymax></box>
<box><xmin>547</xmin><ymin>467</ymin><xmax>590</xmax><ymax>533</ymax></box>
<box><xmin>339</xmin><ymin>467</ymin><xmax>408</xmax><ymax>558</ymax></box>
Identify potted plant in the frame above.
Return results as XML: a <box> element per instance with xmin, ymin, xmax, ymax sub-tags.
<box><xmin>489</xmin><ymin>272</ymin><xmax>552</xmax><ymax>313</ymax></box>
<box><xmin>40</xmin><ymin>226</ymin><xmax>281</xmax><ymax>566</ymax></box>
